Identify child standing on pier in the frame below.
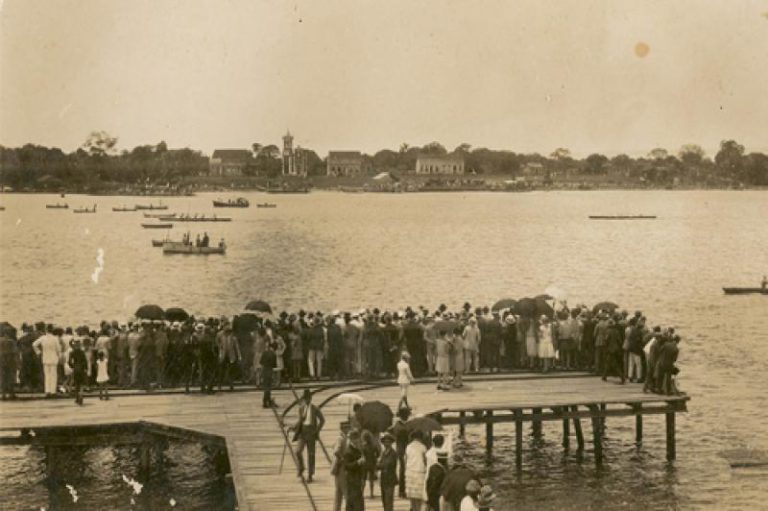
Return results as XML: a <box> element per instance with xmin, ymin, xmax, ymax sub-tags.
<box><xmin>397</xmin><ymin>352</ymin><xmax>415</xmax><ymax>409</ymax></box>
<box><xmin>435</xmin><ymin>330</ymin><xmax>451</xmax><ymax>390</ymax></box>
<box><xmin>96</xmin><ymin>351</ymin><xmax>110</xmax><ymax>400</ymax></box>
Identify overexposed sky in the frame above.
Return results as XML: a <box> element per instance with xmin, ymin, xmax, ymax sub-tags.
<box><xmin>2</xmin><ymin>0</ymin><xmax>767</xmax><ymax>157</ymax></box>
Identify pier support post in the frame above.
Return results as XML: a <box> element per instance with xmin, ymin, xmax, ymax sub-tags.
<box><xmin>139</xmin><ymin>442</ymin><xmax>151</xmax><ymax>475</ymax></box>
<box><xmin>514</xmin><ymin>409</ymin><xmax>523</xmax><ymax>470</ymax></box>
<box><xmin>485</xmin><ymin>411</ymin><xmax>494</xmax><ymax>456</ymax></box>
<box><xmin>532</xmin><ymin>408</ymin><xmax>542</xmax><ymax>439</ymax></box>
<box><xmin>666</xmin><ymin>410</ymin><xmax>676</xmax><ymax>461</ymax></box>
<box><xmin>600</xmin><ymin>403</ymin><xmax>607</xmax><ymax>433</ymax></box>
<box><xmin>562</xmin><ymin>410</ymin><xmax>570</xmax><ymax>450</ymax></box>
<box><xmin>589</xmin><ymin>405</ymin><xmax>603</xmax><ymax>467</ymax></box>
<box><xmin>572</xmin><ymin>405</ymin><xmax>584</xmax><ymax>451</ymax></box>
<box><xmin>635</xmin><ymin>404</ymin><xmax>643</xmax><ymax>445</ymax></box>
<box><xmin>459</xmin><ymin>411</ymin><xmax>466</xmax><ymax>438</ymax></box>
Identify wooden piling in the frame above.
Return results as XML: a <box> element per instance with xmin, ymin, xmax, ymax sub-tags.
<box><xmin>459</xmin><ymin>411</ymin><xmax>466</xmax><ymax>438</ymax></box>
<box><xmin>485</xmin><ymin>410</ymin><xmax>494</xmax><ymax>456</ymax></box>
<box><xmin>635</xmin><ymin>404</ymin><xmax>643</xmax><ymax>445</ymax></box>
<box><xmin>514</xmin><ymin>409</ymin><xmax>523</xmax><ymax>470</ymax></box>
<box><xmin>600</xmin><ymin>403</ymin><xmax>607</xmax><ymax>432</ymax></box>
<box><xmin>572</xmin><ymin>405</ymin><xmax>585</xmax><ymax>451</ymax></box>
<box><xmin>666</xmin><ymin>410</ymin><xmax>676</xmax><ymax>461</ymax></box>
<box><xmin>139</xmin><ymin>442</ymin><xmax>151</xmax><ymax>474</ymax></box>
<box><xmin>562</xmin><ymin>410</ymin><xmax>570</xmax><ymax>450</ymax></box>
<box><xmin>532</xmin><ymin>407</ymin><xmax>542</xmax><ymax>439</ymax></box>
<box><xmin>589</xmin><ymin>405</ymin><xmax>603</xmax><ymax>466</ymax></box>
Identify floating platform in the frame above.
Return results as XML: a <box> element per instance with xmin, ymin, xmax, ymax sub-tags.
<box><xmin>588</xmin><ymin>215</ymin><xmax>657</xmax><ymax>220</ymax></box>
<box><xmin>723</xmin><ymin>287</ymin><xmax>768</xmax><ymax>295</ymax></box>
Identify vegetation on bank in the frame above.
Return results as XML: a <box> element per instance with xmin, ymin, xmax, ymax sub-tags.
<box><xmin>1</xmin><ymin>131</ymin><xmax>767</xmax><ymax>193</ymax></box>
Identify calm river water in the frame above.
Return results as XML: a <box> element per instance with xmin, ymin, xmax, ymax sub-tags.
<box><xmin>1</xmin><ymin>190</ymin><xmax>767</xmax><ymax>509</ymax></box>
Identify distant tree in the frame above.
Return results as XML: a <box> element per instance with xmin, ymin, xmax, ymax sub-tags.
<box><xmin>678</xmin><ymin>144</ymin><xmax>705</xmax><ymax>166</ymax></box>
<box><xmin>715</xmin><ymin>140</ymin><xmax>745</xmax><ymax>178</ymax></box>
<box><xmin>743</xmin><ymin>153</ymin><xmax>768</xmax><ymax>186</ymax></box>
<box><xmin>259</xmin><ymin>145</ymin><xmax>281</xmax><ymax>159</ymax></box>
<box><xmin>584</xmin><ymin>153</ymin><xmax>609</xmax><ymax>174</ymax></box>
<box><xmin>399</xmin><ymin>143</ymin><xmax>410</xmax><ymax>154</ymax></box>
<box><xmin>648</xmin><ymin>147</ymin><xmax>669</xmax><ymax>160</ymax></box>
<box><xmin>81</xmin><ymin>131</ymin><xmax>118</xmax><ymax>157</ymax></box>
<box><xmin>251</xmin><ymin>143</ymin><xmax>262</xmax><ymax>157</ymax></box>
<box><xmin>455</xmin><ymin>143</ymin><xmax>472</xmax><ymax>154</ymax></box>
<box><xmin>421</xmin><ymin>141</ymin><xmax>447</xmax><ymax>156</ymax></box>
<box><xmin>550</xmin><ymin>147</ymin><xmax>571</xmax><ymax>160</ymax></box>
<box><xmin>372</xmin><ymin>149</ymin><xmax>399</xmax><ymax>170</ymax></box>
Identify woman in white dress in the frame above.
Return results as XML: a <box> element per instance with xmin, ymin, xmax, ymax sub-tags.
<box><xmin>397</xmin><ymin>351</ymin><xmax>415</xmax><ymax>409</ymax></box>
<box><xmin>405</xmin><ymin>430</ymin><xmax>428</xmax><ymax>510</ymax></box>
<box><xmin>537</xmin><ymin>315</ymin><xmax>555</xmax><ymax>373</ymax></box>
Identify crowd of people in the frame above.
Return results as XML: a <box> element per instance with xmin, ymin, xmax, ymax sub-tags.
<box><xmin>0</xmin><ymin>301</ymin><xmax>684</xmax><ymax>402</ymax></box>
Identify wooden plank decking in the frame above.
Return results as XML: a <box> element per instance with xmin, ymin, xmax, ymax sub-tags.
<box><xmin>0</xmin><ymin>373</ymin><xmax>689</xmax><ymax>510</ymax></box>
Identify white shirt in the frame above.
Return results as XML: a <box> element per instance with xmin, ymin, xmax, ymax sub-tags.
<box><xmin>397</xmin><ymin>360</ymin><xmax>414</xmax><ymax>385</ymax></box>
<box><xmin>33</xmin><ymin>334</ymin><xmax>62</xmax><ymax>365</ymax></box>
<box><xmin>460</xmin><ymin>495</ymin><xmax>479</xmax><ymax>511</ymax></box>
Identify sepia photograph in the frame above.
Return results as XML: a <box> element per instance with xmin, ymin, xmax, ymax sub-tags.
<box><xmin>1</xmin><ymin>1</ymin><xmax>767</xmax><ymax>509</ymax></box>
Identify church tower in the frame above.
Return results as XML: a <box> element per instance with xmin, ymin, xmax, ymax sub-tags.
<box><xmin>282</xmin><ymin>131</ymin><xmax>294</xmax><ymax>175</ymax></box>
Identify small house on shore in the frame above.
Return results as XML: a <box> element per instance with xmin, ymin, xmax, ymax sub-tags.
<box><xmin>209</xmin><ymin>149</ymin><xmax>253</xmax><ymax>177</ymax></box>
<box><xmin>415</xmin><ymin>154</ymin><xmax>465</xmax><ymax>175</ymax></box>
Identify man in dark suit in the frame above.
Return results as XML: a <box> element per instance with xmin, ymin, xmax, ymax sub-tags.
<box><xmin>260</xmin><ymin>342</ymin><xmax>277</xmax><ymax>408</ymax></box>
<box><xmin>377</xmin><ymin>432</ymin><xmax>398</xmax><ymax>511</ymax></box>
<box><xmin>291</xmin><ymin>389</ymin><xmax>325</xmax><ymax>482</ymax></box>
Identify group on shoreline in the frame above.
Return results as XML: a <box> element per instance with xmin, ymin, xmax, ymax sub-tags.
<box><xmin>0</xmin><ymin>301</ymin><xmax>683</xmax><ymax>403</ymax></box>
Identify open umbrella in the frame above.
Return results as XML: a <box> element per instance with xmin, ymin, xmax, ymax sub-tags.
<box><xmin>244</xmin><ymin>300</ymin><xmax>272</xmax><ymax>314</ymax></box>
<box><xmin>440</xmin><ymin>466</ymin><xmax>477</xmax><ymax>502</ymax></box>
<box><xmin>355</xmin><ymin>401</ymin><xmax>394</xmax><ymax>433</ymax></box>
<box><xmin>135</xmin><ymin>304</ymin><xmax>164</xmax><ymax>320</ymax></box>
<box><xmin>434</xmin><ymin>319</ymin><xmax>461</xmax><ymax>334</ymax></box>
<box><xmin>514</xmin><ymin>297</ymin><xmax>537</xmax><ymax>317</ymax></box>
<box><xmin>534</xmin><ymin>293</ymin><xmax>553</xmax><ymax>301</ymax></box>
<box><xmin>336</xmin><ymin>393</ymin><xmax>365</xmax><ymax>416</ymax></box>
<box><xmin>405</xmin><ymin>416</ymin><xmax>443</xmax><ymax>434</ymax></box>
<box><xmin>491</xmin><ymin>299</ymin><xmax>517</xmax><ymax>312</ymax></box>
<box><xmin>0</xmin><ymin>321</ymin><xmax>17</xmax><ymax>339</ymax></box>
<box><xmin>164</xmin><ymin>307</ymin><xmax>189</xmax><ymax>322</ymax></box>
<box><xmin>535</xmin><ymin>298</ymin><xmax>555</xmax><ymax>318</ymax></box>
<box><xmin>592</xmin><ymin>301</ymin><xmax>619</xmax><ymax>314</ymax></box>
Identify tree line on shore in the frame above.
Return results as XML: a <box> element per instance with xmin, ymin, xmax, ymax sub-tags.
<box><xmin>1</xmin><ymin>131</ymin><xmax>767</xmax><ymax>191</ymax></box>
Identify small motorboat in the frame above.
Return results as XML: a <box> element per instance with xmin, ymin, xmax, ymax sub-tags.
<box><xmin>113</xmin><ymin>206</ymin><xmax>137</xmax><ymax>212</ymax></box>
<box><xmin>141</xmin><ymin>223</ymin><xmax>173</xmax><ymax>229</ymax></box>
<box><xmin>213</xmin><ymin>197</ymin><xmax>249</xmax><ymax>208</ymax></box>
<box><xmin>588</xmin><ymin>215</ymin><xmax>656</xmax><ymax>220</ymax></box>
<box><xmin>46</xmin><ymin>203</ymin><xmax>69</xmax><ymax>209</ymax></box>
<box><xmin>256</xmin><ymin>203</ymin><xmax>277</xmax><ymax>208</ymax></box>
<box><xmin>163</xmin><ymin>242</ymin><xmax>226</xmax><ymax>255</ymax></box>
<box><xmin>723</xmin><ymin>287</ymin><xmax>768</xmax><ymax>295</ymax></box>
<box><xmin>143</xmin><ymin>212</ymin><xmax>176</xmax><ymax>218</ymax></box>
<box><xmin>73</xmin><ymin>205</ymin><xmax>97</xmax><ymax>213</ymax></box>
<box><xmin>135</xmin><ymin>202</ymin><xmax>168</xmax><ymax>210</ymax></box>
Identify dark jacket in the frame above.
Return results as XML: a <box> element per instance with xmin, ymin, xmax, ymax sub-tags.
<box><xmin>293</xmin><ymin>403</ymin><xmax>325</xmax><ymax>439</ymax></box>
<box><xmin>426</xmin><ymin>462</ymin><xmax>447</xmax><ymax>508</ymax></box>
<box><xmin>627</xmin><ymin>326</ymin><xmax>644</xmax><ymax>355</ymax></box>
<box><xmin>307</xmin><ymin>325</ymin><xmax>325</xmax><ymax>351</ymax></box>
<box><xmin>377</xmin><ymin>446</ymin><xmax>398</xmax><ymax>487</ymax></box>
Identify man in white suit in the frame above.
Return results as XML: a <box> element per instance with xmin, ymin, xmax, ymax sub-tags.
<box><xmin>33</xmin><ymin>326</ymin><xmax>62</xmax><ymax>397</ymax></box>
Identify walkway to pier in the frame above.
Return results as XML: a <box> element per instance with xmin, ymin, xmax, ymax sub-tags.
<box><xmin>0</xmin><ymin>373</ymin><xmax>689</xmax><ymax>510</ymax></box>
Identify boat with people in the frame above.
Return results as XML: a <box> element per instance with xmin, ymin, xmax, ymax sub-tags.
<box><xmin>256</xmin><ymin>203</ymin><xmax>277</xmax><ymax>208</ymax></box>
<box><xmin>589</xmin><ymin>215</ymin><xmax>656</xmax><ymax>220</ymax></box>
<box><xmin>723</xmin><ymin>287</ymin><xmax>768</xmax><ymax>295</ymax></box>
<box><xmin>141</xmin><ymin>223</ymin><xmax>173</xmax><ymax>229</ymax></box>
<box><xmin>158</xmin><ymin>214</ymin><xmax>232</xmax><ymax>222</ymax></box>
<box><xmin>162</xmin><ymin>241</ymin><xmax>226</xmax><ymax>255</ymax></box>
<box><xmin>143</xmin><ymin>212</ymin><xmax>176</xmax><ymax>218</ymax></box>
<box><xmin>135</xmin><ymin>202</ymin><xmax>168</xmax><ymax>210</ymax></box>
<box><xmin>45</xmin><ymin>203</ymin><xmax>69</xmax><ymax>209</ymax></box>
<box><xmin>73</xmin><ymin>205</ymin><xmax>97</xmax><ymax>213</ymax></box>
<box><xmin>112</xmin><ymin>206</ymin><xmax>137</xmax><ymax>212</ymax></box>
<box><xmin>213</xmin><ymin>197</ymin><xmax>249</xmax><ymax>208</ymax></box>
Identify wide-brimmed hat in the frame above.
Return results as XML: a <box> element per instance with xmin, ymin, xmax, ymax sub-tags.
<box><xmin>381</xmin><ymin>432</ymin><xmax>395</xmax><ymax>443</ymax></box>
<box><xmin>478</xmin><ymin>485</ymin><xmax>496</xmax><ymax>505</ymax></box>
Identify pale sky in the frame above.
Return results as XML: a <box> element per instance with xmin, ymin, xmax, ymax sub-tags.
<box><xmin>2</xmin><ymin>0</ymin><xmax>767</xmax><ymax>158</ymax></box>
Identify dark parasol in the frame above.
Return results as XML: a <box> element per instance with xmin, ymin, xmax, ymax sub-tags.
<box><xmin>440</xmin><ymin>466</ymin><xmax>478</xmax><ymax>502</ymax></box>
<box><xmin>244</xmin><ymin>300</ymin><xmax>272</xmax><ymax>314</ymax></box>
<box><xmin>135</xmin><ymin>304</ymin><xmax>165</xmax><ymax>320</ymax></box>
<box><xmin>164</xmin><ymin>307</ymin><xmax>189</xmax><ymax>322</ymax></box>
<box><xmin>592</xmin><ymin>301</ymin><xmax>619</xmax><ymax>314</ymax></box>
<box><xmin>405</xmin><ymin>416</ymin><xmax>444</xmax><ymax>434</ymax></box>
<box><xmin>491</xmin><ymin>299</ymin><xmax>517</xmax><ymax>312</ymax></box>
<box><xmin>0</xmin><ymin>321</ymin><xmax>17</xmax><ymax>339</ymax></box>
<box><xmin>355</xmin><ymin>401</ymin><xmax>394</xmax><ymax>433</ymax></box>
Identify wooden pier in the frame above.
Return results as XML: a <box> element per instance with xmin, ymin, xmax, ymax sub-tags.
<box><xmin>0</xmin><ymin>373</ymin><xmax>688</xmax><ymax>510</ymax></box>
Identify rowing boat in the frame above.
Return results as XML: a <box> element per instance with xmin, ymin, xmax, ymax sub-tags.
<box><xmin>159</xmin><ymin>215</ymin><xmax>231</xmax><ymax>222</ymax></box>
<box><xmin>143</xmin><ymin>212</ymin><xmax>176</xmax><ymax>218</ymax></box>
<box><xmin>256</xmin><ymin>203</ymin><xmax>277</xmax><ymax>208</ymax></box>
<box><xmin>213</xmin><ymin>197</ymin><xmax>249</xmax><ymax>208</ymax></box>
<box><xmin>113</xmin><ymin>206</ymin><xmax>137</xmax><ymax>212</ymax></box>
<box><xmin>722</xmin><ymin>287</ymin><xmax>768</xmax><ymax>295</ymax></box>
<box><xmin>73</xmin><ymin>206</ymin><xmax>97</xmax><ymax>213</ymax></box>
<box><xmin>141</xmin><ymin>223</ymin><xmax>173</xmax><ymax>229</ymax></box>
<box><xmin>588</xmin><ymin>215</ymin><xmax>656</xmax><ymax>220</ymax></box>
<box><xmin>162</xmin><ymin>242</ymin><xmax>226</xmax><ymax>255</ymax></box>
<box><xmin>46</xmin><ymin>204</ymin><xmax>69</xmax><ymax>209</ymax></box>
<box><xmin>135</xmin><ymin>203</ymin><xmax>168</xmax><ymax>210</ymax></box>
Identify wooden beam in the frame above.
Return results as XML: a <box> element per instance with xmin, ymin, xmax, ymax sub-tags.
<box><xmin>572</xmin><ymin>405</ymin><xmax>584</xmax><ymax>451</ymax></box>
<box><xmin>485</xmin><ymin>410</ymin><xmax>494</xmax><ymax>456</ymax></box>
<box><xmin>514</xmin><ymin>409</ymin><xmax>523</xmax><ymax>470</ymax></box>
<box><xmin>666</xmin><ymin>411</ymin><xmax>676</xmax><ymax>461</ymax></box>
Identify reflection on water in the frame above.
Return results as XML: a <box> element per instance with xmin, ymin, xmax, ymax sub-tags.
<box><xmin>1</xmin><ymin>190</ymin><xmax>767</xmax><ymax>509</ymax></box>
<box><xmin>0</xmin><ymin>441</ymin><xmax>235</xmax><ymax>510</ymax></box>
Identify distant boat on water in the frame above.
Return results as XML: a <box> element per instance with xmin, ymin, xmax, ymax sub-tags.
<box><xmin>588</xmin><ymin>215</ymin><xmax>656</xmax><ymax>220</ymax></box>
<box><xmin>256</xmin><ymin>203</ymin><xmax>277</xmax><ymax>208</ymax></box>
<box><xmin>135</xmin><ymin>202</ymin><xmax>168</xmax><ymax>210</ymax></box>
<box><xmin>266</xmin><ymin>186</ymin><xmax>310</xmax><ymax>194</ymax></box>
<box><xmin>159</xmin><ymin>214</ymin><xmax>231</xmax><ymax>222</ymax></box>
<box><xmin>213</xmin><ymin>197</ymin><xmax>249</xmax><ymax>208</ymax></box>
<box><xmin>113</xmin><ymin>206</ymin><xmax>137</xmax><ymax>212</ymax></box>
<box><xmin>141</xmin><ymin>223</ymin><xmax>173</xmax><ymax>229</ymax></box>
<box><xmin>143</xmin><ymin>212</ymin><xmax>176</xmax><ymax>218</ymax></box>
<box><xmin>46</xmin><ymin>203</ymin><xmax>68</xmax><ymax>209</ymax></box>
<box><xmin>73</xmin><ymin>205</ymin><xmax>97</xmax><ymax>213</ymax></box>
<box><xmin>723</xmin><ymin>287</ymin><xmax>768</xmax><ymax>295</ymax></box>
<box><xmin>162</xmin><ymin>242</ymin><xmax>226</xmax><ymax>255</ymax></box>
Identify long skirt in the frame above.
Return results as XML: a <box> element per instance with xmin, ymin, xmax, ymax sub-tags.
<box><xmin>526</xmin><ymin>332</ymin><xmax>538</xmax><ymax>358</ymax></box>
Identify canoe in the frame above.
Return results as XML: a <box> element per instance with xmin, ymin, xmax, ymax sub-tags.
<box><xmin>144</xmin><ymin>212</ymin><xmax>176</xmax><ymax>218</ymax></box>
<box><xmin>135</xmin><ymin>204</ymin><xmax>168</xmax><ymax>210</ymax></box>
<box><xmin>213</xmin><ymin>198</ymin><xmax>249</xmax><ymax>208</ymax></box>
<box><xmin>73</xmin><ymin>208</ymin><xmax>97</xmax><ymax>213</ymax></box>
<box><xmin>163</xmin><ymin>243</ymin><xmax>226</xmax><ymax>255</ymax></box>
<box><xmin>588</xmin><ymin>215</ymin><xmax>656</xmax><ymax>220</ymax></box>
<box><xmin>113</xmin><ymin>207</ymin><xmax>137</xmax><ymax>212</ymax></box>
<box><xmin>723</xmin><ymin>287</ymin><xmax>768</xmax><ymax>295</ymax></box>
<box><xmin>151</xmin><ymin>239</ymin><xmax>176</xmax><ymax>247</ymax></box>
<box><xmin>256</xmin><ymin>203</ymin><xmax>277</xmax><ymax>208</ymax></box>
<box><xmin>46</xmin><ymin>204</ymin><xmax>69</xmax><ymax>209</ymax></box>
<box><xmin>159</xmin><ymin>215</ymin><xmax>231</xmax><ymax>222</ymax></box>
<box><xmin>141</xmin><ymin>223</ymin><xmax>173</xmax><ymax>229</ymax></box>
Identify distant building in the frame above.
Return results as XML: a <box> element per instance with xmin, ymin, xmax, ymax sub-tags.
<box><xmin>209</xmin><ymin>149</ymin><xmax>252</xmax><ymax>176</ymax></box>
<box><xmin>327</xmin><ymin>151</ymin><xmax>367</xmax><ymax>176</ymax></box>
<box><xmin>522</xmin><ymin>162</ymin><xmax>546</xmax><ymax>176</ymax></box>
<box><xmin>415</xmin><ymin>154</ymin><xmax>464</xmax><ymax>175</ymax></box>
<box><xmin>282</xmin><ymin>131</ymin><xmax>307</xmax><ymax>176</ymax></box>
